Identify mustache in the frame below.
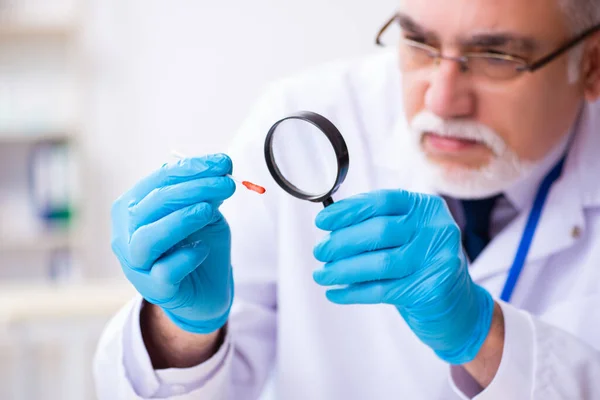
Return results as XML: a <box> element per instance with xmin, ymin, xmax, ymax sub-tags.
<box><xmin>410</xmin><ymin>111</ymin><xmax>507</xmax><ymax>156</ymax></box>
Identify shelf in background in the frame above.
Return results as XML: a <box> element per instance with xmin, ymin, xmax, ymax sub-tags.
<box><xmin>0</xmin><ymin>231</ymin><xmax>76</xmax><ymax>253</ymax></box>
<box><xmin>0</xmin><ymin>130</ymin><xmax>74</xmax><ymax>144</ymax></box>
<box><xmin>0</xmin><ymin>23</ymin><xmax>77</xmax><ymax>40</ymax></box>
<box><xmin>0</xmin><ymin>280</ymin><xmax>136</xmax><ymax>324</ymax></box>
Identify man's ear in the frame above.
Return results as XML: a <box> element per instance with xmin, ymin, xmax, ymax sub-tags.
<box><xmin>583</xmin><ymin>34</ymin><xmax>600</xmax><ymax>101</ymax></box>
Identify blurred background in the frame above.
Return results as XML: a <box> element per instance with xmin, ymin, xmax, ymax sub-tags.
<box><xmin>0</xmin><ymin>0</ymin><xmax>397</xmax><ymax>398</ymax></box>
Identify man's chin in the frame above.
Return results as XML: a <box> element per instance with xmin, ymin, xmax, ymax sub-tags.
<box><xmin>409</xmin><ymin>136</ymin><xmax>535</xmax><ymax>200</ymax></box>
<box><xmin>422</xmin><ymin>160</ymin><xmax>517</xmax><ymax>200</ymax></box>
<box><xmin>430</xmin><ymin>175</ymin><xmax>507</xmax><ymax>200</ymax></box>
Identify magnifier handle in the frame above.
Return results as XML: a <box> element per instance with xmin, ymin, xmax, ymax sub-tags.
<box><xmin>323</xmin><ymin>197</ymin><xmax>334</xmax><ymax>208</ymax></box>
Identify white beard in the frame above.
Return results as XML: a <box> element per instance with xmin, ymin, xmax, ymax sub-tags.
<box><xmin>407</xmin><ymin>111</ymin><xmax>542</xmax><ymax>200</ymax></box>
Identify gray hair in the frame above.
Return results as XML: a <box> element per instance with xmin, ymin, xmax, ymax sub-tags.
<box><xmin>560</xmin><ymin>0</ymin><xmax>600</xmax><ymax>82</ymax></box>
<box><xmin>560</xmin><ymin>0</ymin><xmax>600</xmax><ymax>32</ymax></box>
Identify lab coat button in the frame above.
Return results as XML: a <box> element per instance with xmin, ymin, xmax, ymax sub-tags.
<box><xmin>572</xmin><ymin>226</ymin><xmax>582</xmax><ymax>239</ymax></box>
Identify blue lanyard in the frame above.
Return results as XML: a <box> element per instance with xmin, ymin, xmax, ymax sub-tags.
<box><xmin>499</xmin><ymin>156</ymin><xmax>567</xmax><ymax>303</ymax></box>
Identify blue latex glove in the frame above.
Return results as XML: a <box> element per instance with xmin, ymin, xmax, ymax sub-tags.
<box><xmin>313</xmin><ymin>189</ymin><xmax>494</xmax><ymax>364</ymax></box>
<box><xmin>111</xmin><ymin>154</ymin><xmax>236</xmax><ymax>334</ymax></box>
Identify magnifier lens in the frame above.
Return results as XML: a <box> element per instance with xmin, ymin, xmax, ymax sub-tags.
<box><xmin>271</xmin><ymin>119</ymin><xmax>339</xmax><ymax>196</ymax></box>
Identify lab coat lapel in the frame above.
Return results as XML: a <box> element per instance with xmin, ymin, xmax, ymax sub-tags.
<box><xmin>468</xmin><ymin>166</ymin><xmax>584</xmax><ymax>282</ymax></box>
<box><xmin>470</xmin><ymin>102</ymin><xmax>600</xmax><ymax>282</ymax></box>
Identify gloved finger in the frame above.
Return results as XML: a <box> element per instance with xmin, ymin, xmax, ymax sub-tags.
<box><xmin>128</xmin><ymin>202</ymin><xmax>214</xmax><ymax>268</ymax></box>
<box><xmin>127</xmin><ymin>154</ymin><xmax>233</xmax><ymax>207</ymax></box>
<box><xmin>150</xmin><ymin>241</ymin><xmax>210</xmax><ymax>286</ymax></box>
<box><xmin>313</xmin><ymin>215</ymin><xmax>414</xmax><ymax>263</ymax></box>
<box><xmin>128</xmin><ymin>176</ymin><xmax>235</xmax><ymax>232</ymax></box>
<box><xmin>324</xmin><ymin>280</ymin><xmax>401</xmax><ymax>305</ymax></box>
<box><xmin>313</xmin><ymin>247</ymin><xmax>417</xmax><ymax>286</ymax></box>
<box><xmin>315</xmin><ymin>189</ymin><xmax>418</xmax><ymax>232</ymax></box>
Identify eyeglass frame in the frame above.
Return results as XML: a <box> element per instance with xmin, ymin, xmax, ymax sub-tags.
<box><xmin>375</xmin><ymin>13</ymin><xmax>600</xmax><ymax>74</ymax></box>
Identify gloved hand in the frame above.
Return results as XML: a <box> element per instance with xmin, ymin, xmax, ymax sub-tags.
<box><xmin>312</xmin><ymin>189</ymin><xmax>494</xmax><ymax>364</ymax></box>
<box><xmin>111</xmin><ymin>154</ymin><xmax>236</xmax><ymax>334</ymax></box>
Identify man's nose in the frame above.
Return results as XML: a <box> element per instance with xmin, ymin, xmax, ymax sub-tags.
<box><xmin>424</xmin><ymin>58</ymin><xmax>475</xmax><ymax>119</ymax></box>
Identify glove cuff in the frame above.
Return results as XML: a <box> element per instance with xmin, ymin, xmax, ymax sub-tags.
<box><xmin>163</xmin><ymin>308</ymin><xmax>231</xmax><ymax>335</ymax></box>
<box><xmin>435</xmin><ymin>285</ymin><xmax>495</xmax><ymax>365</ymax></box>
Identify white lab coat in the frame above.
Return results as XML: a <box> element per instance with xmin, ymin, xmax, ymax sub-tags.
<box><xmin>93</xmin><ymin>49</ymin><xmax>600</xmax><ymax>399</ymax></box>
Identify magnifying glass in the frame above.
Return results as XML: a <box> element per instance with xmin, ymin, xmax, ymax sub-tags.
<box><xmin>264</xmin><ymin>111</ymin><xmax>349</xmax><ymax>207</ymax></box>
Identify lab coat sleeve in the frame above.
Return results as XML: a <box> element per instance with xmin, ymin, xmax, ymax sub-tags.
<box><xmin>449</xmin><ymin>301</ymin><xmax>600</xmax><ymax>400</ymax></box>
<box><xmin>93</xmin><ymin>81</ymin><xmax>293</xmax><ymax>399</ymax></box>
<box><xmin>93</xmin><ymin>295</ymin><xmax>234</xmax><ymax>399</ymax></box>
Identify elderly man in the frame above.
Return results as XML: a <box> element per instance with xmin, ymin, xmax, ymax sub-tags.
<box><xmin>94</xmin><ymin>0</ymin><xmax>600</xmax><ymax>398</ymax></box>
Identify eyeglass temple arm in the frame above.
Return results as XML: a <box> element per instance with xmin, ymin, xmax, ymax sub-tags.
<box><xmin>524</xmin><ymin>23</ymin><xmax>600</xmax><ymax>72</ymax></box>
<box><xmin>376</xmin><ymin>13</ymin><xmax>400</xmax><ymax>46</ymax></box>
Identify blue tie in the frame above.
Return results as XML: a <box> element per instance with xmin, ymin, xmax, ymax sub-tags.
<box><xmin>460</xmin><ymin>195</ymin><xmax>502</xmax><ymax>262</ymax></box>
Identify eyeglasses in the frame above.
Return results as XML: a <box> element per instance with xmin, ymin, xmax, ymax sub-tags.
<box><xmin>376</xmin><ymin>13</ymin><xmax>600</xmax><ymax>80</ymax></box>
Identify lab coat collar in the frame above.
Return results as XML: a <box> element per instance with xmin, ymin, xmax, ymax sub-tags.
<box><xmin>572</xmin><ymin>100</ymin><xmax>600</xmax><ymax>208</ymax></box>
<box><xmin>502</xmin><ymin>129</ymin><xmax>572</xmax><ymax>212</ymax></box>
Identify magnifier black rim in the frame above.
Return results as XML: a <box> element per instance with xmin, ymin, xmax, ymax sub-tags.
<box><xmin>264</xmin><ymin>111</ymin><xmax>349</xmax><ymax>203</ymax></box>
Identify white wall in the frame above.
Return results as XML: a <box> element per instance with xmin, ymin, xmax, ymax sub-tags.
<box><xmin>82</xmin><ymin>0</ymin><xmax>399</xmax><ymax>279</ymax></box>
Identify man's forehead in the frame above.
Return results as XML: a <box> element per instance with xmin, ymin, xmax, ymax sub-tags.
<box><xmin>398</xmin><ymin>0</ymin><xmax>569</xmax><ymax>43</ymax></box>
<box><xmin>397</xmin><ymin>12</ymin><xmax>539</xmax><ymax>52</ymax></box>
